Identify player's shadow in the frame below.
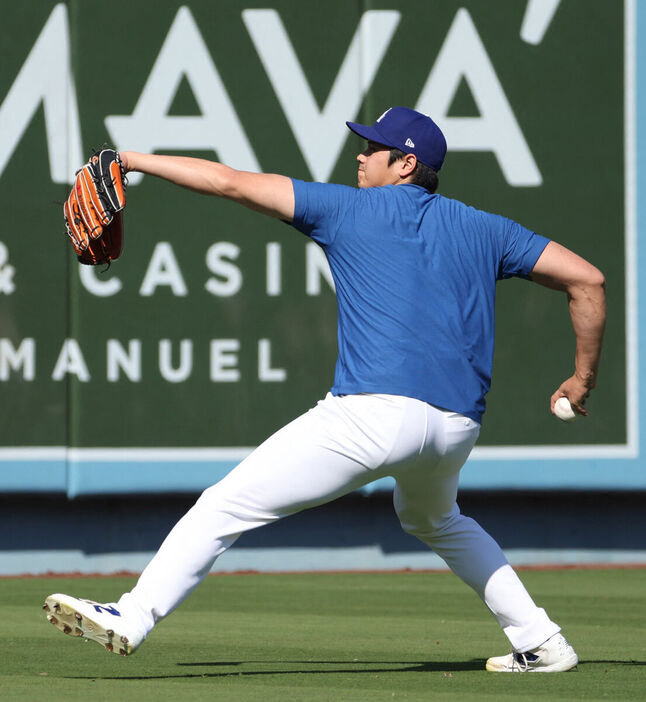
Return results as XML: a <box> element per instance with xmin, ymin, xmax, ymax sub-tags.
<box><xmin>179</xmin><ymin>659</ymin><xmax>485</xmax><ymax>673</ymax></box>
<box><xmin>66</xmin><ymin>660</ymin><xmax>486</xmax><ymax>680</ymax></box>
<box><xmin>64</xmin><ymin>658</ymin><xmax>644</xmax><ymax>681</ymax></box>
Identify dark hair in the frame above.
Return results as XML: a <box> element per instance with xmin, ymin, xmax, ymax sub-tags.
<box><xmin>389</xmin><ymin>148</ymin><xmax>439</xmax><ymax>193</ymax></box>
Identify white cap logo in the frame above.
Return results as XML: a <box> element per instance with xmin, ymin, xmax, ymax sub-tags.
<box><xmin>405</xmin><ymin>137</ymin><xmax>415</xmax><ymax>148</ymax></box>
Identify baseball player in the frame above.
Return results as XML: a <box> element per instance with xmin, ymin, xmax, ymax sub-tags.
<box><xmin>44</xmin><ymin>107</ymin><xmax>605</xmax><ymax>672</ymax></box>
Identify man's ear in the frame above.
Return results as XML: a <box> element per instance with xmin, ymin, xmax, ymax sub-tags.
<box><xmin>399</xmin><ymin>153</ymin><xmax>417</xmax><ymax>178</ymax></box>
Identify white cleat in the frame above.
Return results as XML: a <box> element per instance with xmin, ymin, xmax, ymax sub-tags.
<box><xmin>486</xmin><ymin>633</ymin><xmax>579</xmax><ymax>672</ymax></box>
<box><xmin>43</xmin><ymin>593</ymin><xmax>146</xmax><ymax>656</ymax></box>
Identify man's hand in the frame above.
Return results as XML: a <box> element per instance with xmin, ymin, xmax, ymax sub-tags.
<box><xmin>551</xmin><ymin>374</ymin><xmax>593</xmax><ymax>417</ymax></box>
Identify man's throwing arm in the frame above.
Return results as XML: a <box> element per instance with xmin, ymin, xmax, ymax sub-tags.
<box><xmin>529</xmin><ymin>241</ymin><xmax>606</xmax><ymax>417</ymax></box>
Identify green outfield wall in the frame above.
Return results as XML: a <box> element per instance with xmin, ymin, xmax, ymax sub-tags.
<box><xmin>0</xmin><ymin>1</ymin><xmax>637</xmax><ymax>495</ymax></box>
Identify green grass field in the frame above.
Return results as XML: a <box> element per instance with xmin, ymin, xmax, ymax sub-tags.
<box><xmin>2</xmin><ymin>569</ymin><xmax>645</xmax><ymax>701</ymax></box>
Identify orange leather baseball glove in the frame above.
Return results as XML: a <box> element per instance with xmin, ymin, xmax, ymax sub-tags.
<box><xmin>63</xmin><ymin>148</ymin><xmax>126</xmax><ymax>266</ymax></box>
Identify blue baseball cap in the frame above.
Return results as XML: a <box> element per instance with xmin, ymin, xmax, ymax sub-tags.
<box><xmin>346</xmin><ymin>107</ymin><xmax>447</xmax><ymax>171</ymax></box>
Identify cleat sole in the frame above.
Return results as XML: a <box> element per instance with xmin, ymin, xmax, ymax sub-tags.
<box><xmin>43</xmin><ymin>594</ymin><xmax>142</xmax><ymax>657</ymax></box>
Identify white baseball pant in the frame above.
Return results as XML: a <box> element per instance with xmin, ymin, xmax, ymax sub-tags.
<box><xmin>119</xmin><ymin>393</ymin><xmax>559</xmax><ymax>652</ymax></box>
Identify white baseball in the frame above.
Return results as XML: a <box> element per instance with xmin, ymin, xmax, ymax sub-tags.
<box><xmin>554</xmin><ymin>397</ymin><xmax>577</xmax><ymax>422</ymax></box>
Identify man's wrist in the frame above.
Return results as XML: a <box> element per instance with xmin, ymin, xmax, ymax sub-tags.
<box><xmin>575</xmin><ymin>369</ymin><xmax>597</xmax><ymax>389</ymax></box>
<box><xmin>119</xmin><ymin>151</ymin><xmax>134</xmax><ymax>173</ymax></box>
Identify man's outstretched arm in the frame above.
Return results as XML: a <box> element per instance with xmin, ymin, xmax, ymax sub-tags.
<box><xmin>529</xmin><ymin>240</ymin><xmax>606</xmax><ymax>416</ymax></box>
<box><xmin>120</xmin><ymin>152</ymin><xmax>295</xmax><ymax>222</ymax></box>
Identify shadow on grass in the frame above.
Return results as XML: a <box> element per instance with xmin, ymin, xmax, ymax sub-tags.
<box><xmin>65</xmin><ymin>659</ymin><xmax>487</xmax><ymax>680</ymax></box>
<box><xmin>63</xmin><ymin>658</ymin><xmax>646</xmax><ymax>681</ymax></box>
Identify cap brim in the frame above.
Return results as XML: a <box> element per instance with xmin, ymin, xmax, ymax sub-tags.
<box><xmin>346</xmin><ymin>121</ymin><xmax>393</xmax><ymax>148</ymax></box>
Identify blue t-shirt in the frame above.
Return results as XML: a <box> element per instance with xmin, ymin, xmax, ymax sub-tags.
<box><xmin>290</xmin><ymin>180</ymin><xmax>549</xmax><ymax>423</ymax></box>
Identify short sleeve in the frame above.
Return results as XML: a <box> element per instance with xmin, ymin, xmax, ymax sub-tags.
<box><xmin>499</xmin><ymin>219</ymin><xmax>550</xmax><ymax>280</ymax></box>
<box><xmin>290</xmin><ymin>179</ymin><xmax>356</xmax><ymax>247</ymax></box>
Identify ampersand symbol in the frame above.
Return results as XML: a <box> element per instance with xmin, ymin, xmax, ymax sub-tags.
<box><xmin>0</xmin><ymin>242</ymin><xmax>16</xmax><ymax>294</ymax></box>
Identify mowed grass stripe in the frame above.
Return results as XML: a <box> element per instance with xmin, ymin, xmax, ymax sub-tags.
<box><xmin>1</xmin><ymin>570</ymin><xmax>644</xmax><ymax>701</ymax></box>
